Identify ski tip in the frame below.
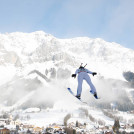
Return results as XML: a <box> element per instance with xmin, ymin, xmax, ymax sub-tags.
<box><xmin>95</xmin><ymin>97</ymin><xmax>100</xmax><ymax>99</ymax></box>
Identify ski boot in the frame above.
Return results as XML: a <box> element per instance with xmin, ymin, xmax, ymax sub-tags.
<box><xmin>94</xmin><ymin>92</ymin><xmax>99</xmax><ymax>99</ymax></box>
<box><xmin>76</xmin><ymin>95</ymin><xmax>81</xmax><ymax>100</ymax></box>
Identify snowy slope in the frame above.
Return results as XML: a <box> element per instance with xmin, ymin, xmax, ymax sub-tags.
<box><xmin>0</xmin><ymin>31</ymin><xmax>134</xmax><ymax>127</ymax></box>
<box><xmin>0</xmin><ymin>31</ymin><xmax>134</xmax><ymax>105</ymax></box>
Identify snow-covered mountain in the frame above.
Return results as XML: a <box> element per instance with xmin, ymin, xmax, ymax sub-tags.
<box><xmin>1</xmin><ymin>31</ymin><xmax>134</xmax><ymax>79</ymax></box>
<box><xmin>0</xmin><ymin>31</ymin><xmax>134</xmax><ymax>127</ymax></box>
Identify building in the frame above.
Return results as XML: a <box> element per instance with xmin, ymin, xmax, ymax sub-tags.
<box><xmin>0</xmin><ymin>128</ymin><xmax>10</xmax><ymax>134</ymax></box>
<box><xmin>33</xmin><ymin>127</ymin><xmax>42</xmax><ymax>133</ymax></box>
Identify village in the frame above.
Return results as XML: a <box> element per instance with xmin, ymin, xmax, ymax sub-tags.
<box><xmin>0</xmin><ymin>114</ymin><xmax>65</xmax><ymax>134</ymax></box>
<box><xmin>0</xmin><ymin>112</ymin><xmax>134</xmax><ymax>134</ymax></box>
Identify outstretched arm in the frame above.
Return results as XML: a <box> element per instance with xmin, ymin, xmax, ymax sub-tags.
<box><xmin>86</xmin><ymin>69</ymin><xmax>97</xmax><ymax>76</ymax></box>
<box><xmin>75</xmin><ymin>69</ymin><xmax>79</xmax><ymax>75</ymax></box>
<box><xmin>85</xmin><ymin>69</ymin><xmax>93</xmax><ymax>74</ymax></box>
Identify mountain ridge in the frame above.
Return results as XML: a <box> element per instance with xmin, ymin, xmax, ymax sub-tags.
<box><xmin>1</xmin><ymin>31</ymin><xmax>134</xmax><ymax>80</ymax></box>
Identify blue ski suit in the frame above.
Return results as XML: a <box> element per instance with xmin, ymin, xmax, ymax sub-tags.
<box><xmin>75</xmin><ymin>68</ymin><xmax>96</xmax><ymax>96</ymax></box>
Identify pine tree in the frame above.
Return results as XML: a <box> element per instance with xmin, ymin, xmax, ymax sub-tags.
<box><xmin>76</xmin><ymin>121</ymin><xmax>79</xmax><ymax>127</ymax></box>
<box><xmin>113</xmin><ymin>119</ymin><xmax>120</xmax><ymax>133</ymax></box>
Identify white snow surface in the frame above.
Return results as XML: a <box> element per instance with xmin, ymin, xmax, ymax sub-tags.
<box><xmin>0</xmin><ymin>31</ymin><xmax>134</xmax><ymax>128</ymax></box>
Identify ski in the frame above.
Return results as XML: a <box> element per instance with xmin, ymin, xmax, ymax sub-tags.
<box><xmin>67</xmin><ymin>88</ymin><xmax>87</xmax><ymax>104</ymax></box>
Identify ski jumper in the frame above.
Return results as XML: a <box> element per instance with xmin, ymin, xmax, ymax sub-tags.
<box><xmin>75</xmin><ymin>68</ymin><xmax>96</xmax><ymax>96</ymax></box>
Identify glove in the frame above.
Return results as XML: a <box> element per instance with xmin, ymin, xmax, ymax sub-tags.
<box><xmin>72</xmin><ymin>74</ymin><xmax>76</xmax><ymax>78</ymax></box>
<box><xmin>92</xmin><ymin>72</ymin><xmax>97</xmax><ymax>76</ymax></box>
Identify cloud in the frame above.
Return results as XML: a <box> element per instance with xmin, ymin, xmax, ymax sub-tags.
<box><xmin>113</xmin><ymin>2</ymin><xmax>133</xmax><ymax>31</ymax></box>
<box><xmin>103</xmin><ymin>1</ymin><xmax>134</xmax><ymax>43</ymax></box>
<box><xmin>0</xmin><ymin>0</ymin><xmax>57</xmax><ymax>32</ymax></box>
<box><xmin>39</xmin><ymin>0</ymin><xmax>103</xmax><ymax>37</ymax></box>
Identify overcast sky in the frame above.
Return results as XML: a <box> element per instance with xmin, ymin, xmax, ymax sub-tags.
<box><xmin>0</xmin><ymin>0</ymin><xmax>134</xmax><ymax>49</ymax></box>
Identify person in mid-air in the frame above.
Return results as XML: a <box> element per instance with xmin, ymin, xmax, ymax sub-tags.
<box><xmin>72</xmin><ymin>63</ymin><xmax>98</xmax><ymax>99</ymax></box>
